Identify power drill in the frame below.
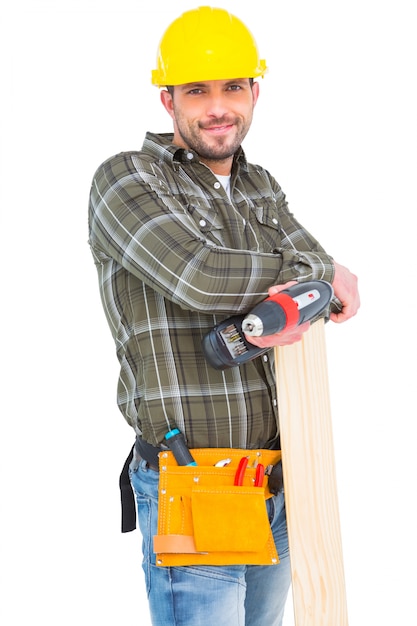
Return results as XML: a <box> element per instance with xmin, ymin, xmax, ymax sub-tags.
<box><xmin>202</xmin><ymin>280</ymin><xmax>333</xmax><ymax>370</ymax></box>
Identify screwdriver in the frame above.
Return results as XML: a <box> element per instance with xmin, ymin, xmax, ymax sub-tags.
<box><xmin>164</xmin><ymin>429</ymin><xmax>197</xmax><ymax>466</ymax></box>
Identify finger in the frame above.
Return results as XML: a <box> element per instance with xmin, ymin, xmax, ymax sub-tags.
<box><xmin>245</xmin><ymin>321</ymin><xmax>310</xmax><ymax>347</ymax></box>
<box><xmin>330</xmin><ymin>305</ymin><xmax>358</xmax><ymax>323</ymax></box>
<box><xmin>267</xmin><ymin>280</ymin><xmax>297</xmax><ymax>296</ymax></box>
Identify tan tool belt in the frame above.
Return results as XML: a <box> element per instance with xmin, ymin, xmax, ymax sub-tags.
<box><xmin>153</xmin><ymin>447</ymin><xmax>282</xmax><ymax>567</ymax></box>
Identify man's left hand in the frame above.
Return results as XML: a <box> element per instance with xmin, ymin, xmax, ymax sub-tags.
<box><xmin>244</xmin><ymin>281</ymin><xmax>310</xmax><ymax>348</ymax></box>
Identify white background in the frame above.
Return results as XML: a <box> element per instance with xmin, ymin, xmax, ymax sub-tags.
<box><xmin>1</xmin><ymin>1</ymin><xmax>416</xmax><ymax>624</ymax></box>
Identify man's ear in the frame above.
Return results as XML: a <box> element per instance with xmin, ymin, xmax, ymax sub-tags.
<box><xmin>160</xmin><ymin>89</ymin><xmax>175</xmax><ymax>119</ymax></box>
<box><xmin>251</xmin><ymin>81</ymin><xmax>260</xmax><ymax>107</ymax></box>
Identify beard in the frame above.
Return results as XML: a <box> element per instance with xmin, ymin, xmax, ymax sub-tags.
<box><xmin>174</xmin><ymin>112</ymin><xmax>252</xmax><ymax>163</ymax></box>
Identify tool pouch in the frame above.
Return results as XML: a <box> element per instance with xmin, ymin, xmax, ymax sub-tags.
<box><xmin>153</xmin><ymin>448</ymin><xmax>281</xmax><ymax>567</ymax></box>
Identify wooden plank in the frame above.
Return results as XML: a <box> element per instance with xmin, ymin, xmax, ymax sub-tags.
<box><xmin>274</xmin><ymin>318</ymin><xmax>348</xmax><ymax>626</ymax></box>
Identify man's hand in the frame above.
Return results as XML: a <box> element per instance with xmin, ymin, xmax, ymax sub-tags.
<box><xmin>330</xmin><ymin>262</ymin><xmax>360</xmax><ymax>323</ymax></box>
<box><xmin>245</xmin><ymin>281</ymin><xmax>311</xmax><ymax>348</ymax></box>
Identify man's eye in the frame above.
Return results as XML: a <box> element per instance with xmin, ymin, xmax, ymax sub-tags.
<box><xmin>227</xmin><ymin>84</ymin><xmax>242</xmax><ymax>91</ymax></box>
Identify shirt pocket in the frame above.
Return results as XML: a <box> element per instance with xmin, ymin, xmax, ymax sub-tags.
<box><xmin>248</xmin><ymin>199</ymin><xmax>283</xmax><ymax>251</ymax></box>
<box><xmin>185</xmin><ymin>201</ymin><xmax>226</xmax><ymax>247</ymax></box>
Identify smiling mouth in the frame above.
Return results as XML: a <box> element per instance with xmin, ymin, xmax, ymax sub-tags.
<box><xmin>202</xmin><ymin>124</ymin><xmax>233</xmax><ymax>133</ymax></box>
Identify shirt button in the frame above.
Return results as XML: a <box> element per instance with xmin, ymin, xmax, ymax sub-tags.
<box><xmin>199</xmin><ymin>219</ymin><xmax>207</xmax><ymax>227</ymax></box>
<box><xmin>272</xmin><ymin>218</ymin><xmax>278</xmax><ymax>225</ymax></box>
<box><xmin>273</xmin><ymin>398</ymin><xmax>277</xmax><ymax>406</ymax></box>
<box><xmin>263</xmin><ymin>355</ymin><xmax>268</xmax><ymax>362</ymax></box>
<box><xmin>186</xmin><ymin>152</ymin><xmax>194</xmax><ymax>160</ymax></box>
<box><xmin>213</xmin><ymin>182</ymin><xmax>221</xmax><ymax>189</ymax></box>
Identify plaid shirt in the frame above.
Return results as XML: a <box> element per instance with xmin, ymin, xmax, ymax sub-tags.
<box><xmin>88</xmin><ymin>132</ymin><xmax>335</xmax><ymax>449</ymax></box>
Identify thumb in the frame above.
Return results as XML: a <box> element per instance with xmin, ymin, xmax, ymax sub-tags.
<box><xmin>268</xmin><ymin>280</ymin><xmax>297</xmax><ymax>296</ymax></box>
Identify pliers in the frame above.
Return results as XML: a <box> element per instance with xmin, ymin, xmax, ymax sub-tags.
<box><xmin>234</xmin><ymin>457</ymin><xmax>265</xmax><ymax>487</ymax></box>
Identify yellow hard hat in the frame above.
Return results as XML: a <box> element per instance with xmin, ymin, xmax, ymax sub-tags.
<box><xmin>151</xmin><ymin>6</ymin><xmax>267</xmax><ymax>86</ymax></box>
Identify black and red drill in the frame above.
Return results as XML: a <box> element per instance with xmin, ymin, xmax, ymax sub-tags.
<box><xmin>202</xmin><ymin>280</ymin><xmax>333</xmax><ymax>370</ymax></box>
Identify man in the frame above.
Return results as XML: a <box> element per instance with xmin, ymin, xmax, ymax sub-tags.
<box><xmin>88</xmin><ymin>7</ymin><xmax>359</xmax><ymax>626</ymax></box>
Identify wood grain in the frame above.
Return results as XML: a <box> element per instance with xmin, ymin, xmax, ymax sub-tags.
<box><xmin>275</xmin><ymin>318</ymin><xmax>348</xmax><ymax>625</ymax></box>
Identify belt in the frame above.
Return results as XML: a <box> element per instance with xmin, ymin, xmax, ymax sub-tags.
<box><xmin>134</xmin><ymin>436</ymin><xmax>162</xmax><ymax>471</ymax></box>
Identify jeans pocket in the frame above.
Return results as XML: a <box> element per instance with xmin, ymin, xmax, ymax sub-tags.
<box><xmin>129</xmin><ymin>463</ymin><xmax>160</xmax><ymax>593</ymax></box>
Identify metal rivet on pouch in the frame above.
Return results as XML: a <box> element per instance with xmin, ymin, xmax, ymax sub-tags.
<box><xmin>161</xmin><ymin>489</ymin><xmax>166</xmax><ymax>495</ymax></box>
<box><xmin>157</xmin><ymin>559</ymin><xmax>163</xmax><ymax>565</ymax></box>
<box><xmin>272</xmin><ymin>558</ymin><xmax>278</xmax><ymax>564</ymax></box>
<box><xmin>193</xmin><ymin>476</ymin><xmax>200</xmax><ymax>483</ymax></box>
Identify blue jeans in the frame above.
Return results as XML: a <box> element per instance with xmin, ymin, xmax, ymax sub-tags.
<box><xmin>129</xmin><ymin>456</ymin><xmax>291</xmax><ymax>626</ymax></box>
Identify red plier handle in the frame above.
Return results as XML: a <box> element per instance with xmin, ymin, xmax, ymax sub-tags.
<box><xmin>234</xmin><ymin>457</ymin><xmax>249</xmax><ymax>486</ymax></box>
<box><xmin>254</xmin><ymin>463</ymin><xmax>265</xmax><ymax>487</ymax></box>
<box><xmin>234</xmin><ymin>458</ymin><xmax>265</xmax><ymax>487</ymax></box>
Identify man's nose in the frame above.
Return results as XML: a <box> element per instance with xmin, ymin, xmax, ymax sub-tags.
<box><xmin>205</xmin><ymin>94</ymin><xmax>229</xmax><ymax>118</ymax></box>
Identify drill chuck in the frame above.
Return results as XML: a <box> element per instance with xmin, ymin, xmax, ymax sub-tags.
<box><xmin>241</xmin><ymin>301</ymin><xmax>288</xmax><ymax>336</ymax></box>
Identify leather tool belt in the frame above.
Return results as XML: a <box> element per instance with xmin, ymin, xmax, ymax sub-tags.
<box><xmin>153</xmin><ymin>447</ymin><xmax>282</xmax><ymax>567</ymax></box>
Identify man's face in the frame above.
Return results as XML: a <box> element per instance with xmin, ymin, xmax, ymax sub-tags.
<box><xmin>161</xmin><ymin>79</ymin><xmax>259</xmax><ymax>173</ymax></box>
